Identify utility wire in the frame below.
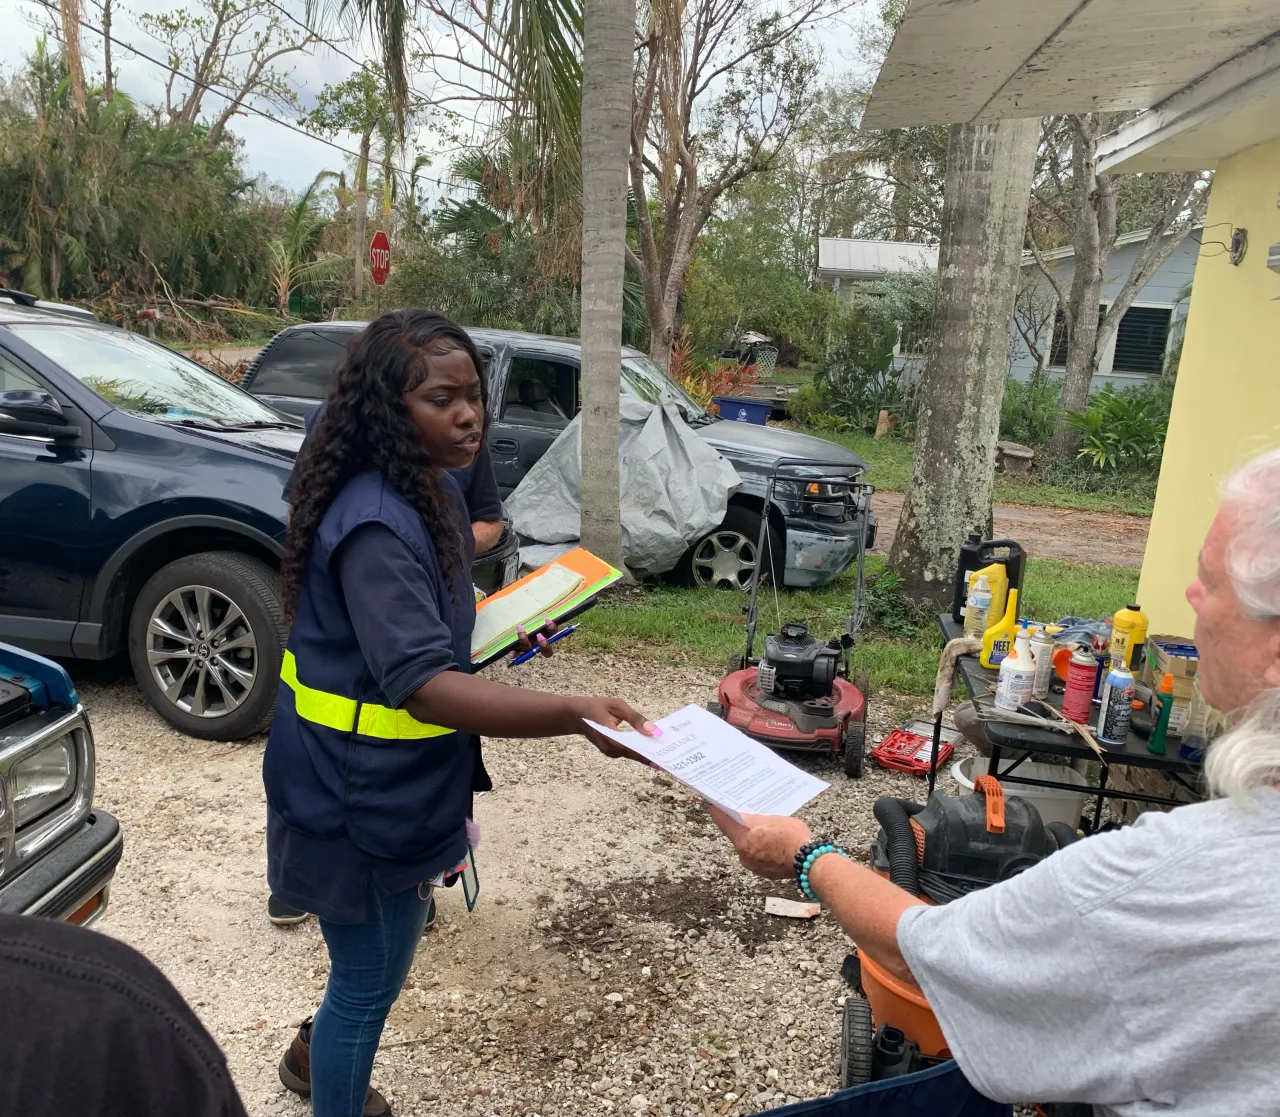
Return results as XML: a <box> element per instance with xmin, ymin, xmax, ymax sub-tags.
<box><xmin>30</xmin><ymin>0</ymin><xmax>473</xmax><ymax>195</ymax></box>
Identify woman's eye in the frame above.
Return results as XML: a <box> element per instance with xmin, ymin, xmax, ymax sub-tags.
<box><xmin>430</xmin><ymin>397</ymin><xmax>452</xmax><ymax>408</ymax></box>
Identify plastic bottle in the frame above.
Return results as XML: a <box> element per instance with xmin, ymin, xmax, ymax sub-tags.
<box><xmin>980</xmin><ymin>588</ymin><xmax>1019</xmax><ymax>669</ymax></box>
<box><xmin>1030</xmin><ymin>626</ymin><xmax>1055</xmax><ymax>700</ymax></box>
<box><xmin>1109</xmin><ymin>603</ymin><xmax>1149</xmax><ymax>670</ymax></box>
<box><xmin>995</xmin><ymin>628</ymin><xmax>1036</xmax><ymax>712</ymax></box>
<box><xmin>967</xmin><ymin>563</ymin><xmax>1008</xmax><ymax>630</ymax></box>
<box><xmin>1148</xmin><ymin>673</ymin><xmax>1175</xmax><ymax>755</ymax></box>
<box><xmin>963</xmin><ymin>574</ymin><xmax>993</xmax><ymax>637</ymax></box>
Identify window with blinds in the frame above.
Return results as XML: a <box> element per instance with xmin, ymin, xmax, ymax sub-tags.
<box><xmin>1112</xmin><ymin>305</ymin><xmax>1172</xmax><ymax>374</ymax></box>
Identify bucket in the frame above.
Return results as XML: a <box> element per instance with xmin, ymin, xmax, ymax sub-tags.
<box><xmin>951</xmin><ymin>755</ymin><xmax>1089</xmax><ymax>830</ymax></box>
<box><xmin>858</xmin><ymin>950</ymin><xmax>948</xmax><ymax>1059</ymax></box>
<box><xmin>712</xmin><ymin>395</ymin><xmax>771</xmax><ymax>425</ymax></box>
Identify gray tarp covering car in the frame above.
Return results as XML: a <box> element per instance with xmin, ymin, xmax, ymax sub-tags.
<box><xmin>507</xmin><ymin>396</ymin><xmax>740</xmax><ymax>575</ymax></box>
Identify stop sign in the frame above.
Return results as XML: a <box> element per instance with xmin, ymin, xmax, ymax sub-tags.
<box><xmin>369</xmin><ymin>231</ymin><xmax>391</xmax><ymax>286</ymax></box>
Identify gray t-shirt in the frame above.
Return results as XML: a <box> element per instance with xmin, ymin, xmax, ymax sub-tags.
<box><xmin>897</xmin><ymin>788</ymin><xmax>1280</xmax><ymax>1116</ymax></box>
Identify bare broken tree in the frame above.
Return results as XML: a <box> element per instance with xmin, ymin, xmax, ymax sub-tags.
<box><xmin>628</xmin><ymin>0</ymin><xmax>836</xmax><ymax>363</ymax></box>
<box><xmin>139</xmin><ymin>0</ymin><xmax>317</xmax><ymax>151</ymax></box>
<box><xmin>1026</xmin><ymin>114</ymin><xmax>1210</xmax><ymax>456</ymax></box>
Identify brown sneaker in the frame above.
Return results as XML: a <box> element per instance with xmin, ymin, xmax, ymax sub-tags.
<box><xmin>278</xmin><ymin>1017</ymin><xmax>392</xmax><ymax>1116</ymax></box>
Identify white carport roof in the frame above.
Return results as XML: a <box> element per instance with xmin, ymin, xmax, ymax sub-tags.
<box><xmin>817</xmin><ymin>238</ymin><xmax>939</xmax><ymax>280</ymax></box>
<box><xmin>861</xmin><ymin>0</ymin><xmax>1280</xmax><ymax>173</ymax></box>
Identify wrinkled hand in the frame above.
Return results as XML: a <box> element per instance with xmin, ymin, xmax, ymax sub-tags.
<box><xmin>708</xmin><ymin>807</ymin><xmax>813</xmax><ymax>880</ymax></box>
<box><xmin>567</xmin><ymin>697</ymin><xmax>660</xmax><ymax>763</ymax></box>
<box><xmin>511</xmin><ymin>620</ymin><xmax>558</xmax><ymax>660</ymax></box>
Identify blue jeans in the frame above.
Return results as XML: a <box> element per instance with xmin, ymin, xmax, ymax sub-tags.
<box><xmin>310</xmin><ymin>881</ymin><xmax>433</xmax><ymax>1117</ymax></box>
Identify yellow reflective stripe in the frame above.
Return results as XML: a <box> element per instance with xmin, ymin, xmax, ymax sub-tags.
<box><xmin>281</xmin><ymin>651</ymin><xmax>357</xmax><ymax>732</ymax></box>
<box><xmin>356</xmin><ymin>703</ymin><xmax>452</xmax><ymax>740</ymax></box>
<box><xmin>281</xmin><ymin>651</ymin><xmax>451</xmax><ymax>740</ymax></box>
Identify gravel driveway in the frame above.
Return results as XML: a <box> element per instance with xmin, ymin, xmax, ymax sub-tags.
<box><xmin>79</xmin><ymin>652</ymin><xmax>940</xmax><ymax>1117</ymax></box>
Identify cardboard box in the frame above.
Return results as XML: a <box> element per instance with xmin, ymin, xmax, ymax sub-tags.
<box><xmin>1144</xmin><ymin>635</ymin><xmax>1198</xmax><ymax>682</ymax></box>
<box><xmin>1141</xmin><ymin>637</ymin><xmax>1198</xmax><ymax>735</ymax></box>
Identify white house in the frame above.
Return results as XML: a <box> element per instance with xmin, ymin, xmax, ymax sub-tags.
<box><xmin>818</xmin><ymin>231</ymin><xmax>1200</xmax><ymax>390</ymax></box>
<box><xmin>1009</xmin><ymin>226</ymin><xmax>1202</xmax><ymax>388</ymax></box>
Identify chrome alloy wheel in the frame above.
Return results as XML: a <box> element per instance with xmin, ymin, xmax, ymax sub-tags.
<box><xmin>145</xmin><ymin>584</ymin><xmax>258</xmax><ymax>718</ymax></box>
<box><xmin>690</xmin><ymin>529</ymin><xmax>758</xmax><ymax>589</ymax></box>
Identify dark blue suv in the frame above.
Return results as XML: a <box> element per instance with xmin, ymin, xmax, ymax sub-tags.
<box><xmin>0</xmin><ymin>298</ymin><xmax>517</xmax><ymax>740</ymax></box>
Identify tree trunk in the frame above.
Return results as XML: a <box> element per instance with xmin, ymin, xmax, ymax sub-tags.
<box><xmin>101</xmin><ymin>0</ymin><xmax>114</xmax><ymax>97</ymax></box>
<box><xmin>577</xmin><ymin>0</ymin><xmax>634</xmax><ymax>568</ymax></box>
<box><xmin>1049</xmin><ymin>115</ymin><xmax>1115</xmax><ymax>457</ymax></box>
<box><xmin>58</xmin><ymin>0</ymin><xmax>89</xmax><ymax>120</ymax></box>
<box><xmin>888</xmin><ymin>118</ymin><xmax>1039</xmax><ymax>603</ymax></box>
<box><xmin>354</xmin><ymin>133</ymin><xmax>370</xmax><ymax>306</ymax></box>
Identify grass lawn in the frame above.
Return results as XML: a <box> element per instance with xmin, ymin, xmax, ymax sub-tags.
<box><xmin>574</xmin><ymin>556</ymin><xmax>1139</xmax><ymax>698</ymax></box>
<box><xmin>785</xmin><ymin>425</ymin><xmax>1155</xmax><ymax>517</ymax></box>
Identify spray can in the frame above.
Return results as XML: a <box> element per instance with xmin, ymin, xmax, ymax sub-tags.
<box><xmin>1030</xmin><ymin>626</ymin><xmax>1055</xmax><ymax>700</ymax></box>
<box><xmin>1062</xmin><ymin>646</ymin><xmax>1098</xmax><ymax>724</ymax></box>
<box><xmin>963</xmin><ymin>574</ymin><xmax>993</xmax><ymax>638</ymax></box>
<box><xmin>995</xmin><ymin>628</ymin><xmax>1036</xmax><ymax>712</ymax></box>
<box><xmin>1097</xmin><ymin>661</ymin><xmax>1136</xmax><ymax>744</ymax></box>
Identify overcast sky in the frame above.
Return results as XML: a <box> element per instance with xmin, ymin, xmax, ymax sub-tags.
<box><xmin>4</xmin><ymin>0</ymin><xmax>874</xmax><ymax>195</ymax></box>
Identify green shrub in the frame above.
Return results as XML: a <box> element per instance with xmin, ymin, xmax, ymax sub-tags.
<box><xmin>787</xmin><ymin>379</ymin><xmax>849</xmax><ymax>431</ymax></box>
<box><xmin>1065</xmin><ymin>381</ymin><xmax>1172</xmax><ymax>470</ymax></box>
<box><xmin>1029</xmin><ymin>456</ymin><xmax>1159</xmax><ymax>503</ymax></box>
<box><xmin>1000</xmin><ymin>368</ymin><xmax>1060</xmax><ymax>448</ymax></box>
<box><xmin>821</xmin><ymin>316</ymin><xmax>907</xmax><ymax>433</ymax></box>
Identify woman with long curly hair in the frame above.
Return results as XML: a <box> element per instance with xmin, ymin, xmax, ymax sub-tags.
<box><xmin>263</xmin><ymin>309</ymin><xmax>655</xmax><ymax>1117</ymax></box>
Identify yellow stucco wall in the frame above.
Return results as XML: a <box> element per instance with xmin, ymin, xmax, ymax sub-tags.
<box><xmin>1137</xmin><ymin>136</ymin><xmax>1280</xmax><ymax>635</ymax></box>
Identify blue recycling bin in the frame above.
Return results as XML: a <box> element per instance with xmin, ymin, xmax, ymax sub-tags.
<box><xmin>712</xmin><ymin>395</ymin><xmax>772</xmax><ymax>425</ymax></box>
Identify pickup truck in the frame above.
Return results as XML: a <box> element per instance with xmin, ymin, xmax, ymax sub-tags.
<box><xmin>0</xmin><ymin>642</ymin><xmax>121</xmax><ymax>923</ymax></box>
<box><xmin>242</xmin><ymin>324</ymin><xmax>873</xmax><ymax>589</ymax></box>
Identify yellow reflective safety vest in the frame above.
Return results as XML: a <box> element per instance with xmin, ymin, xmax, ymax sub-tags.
<box><xmin>263</xmin><ymin>471</ymin><xmax>489</xmax><ymax>866</ymax></box>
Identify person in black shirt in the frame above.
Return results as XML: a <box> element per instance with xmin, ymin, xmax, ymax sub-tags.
<box><xmin>0</xmin><ymin>913</ymin><xmax>248</xmax><ymax>1117</ymax></box>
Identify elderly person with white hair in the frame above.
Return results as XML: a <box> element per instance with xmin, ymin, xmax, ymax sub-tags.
<box><xmin>710</xmin><ymin>447</ymin><xmax>1280</xmax><ymax>1116</ymax></box>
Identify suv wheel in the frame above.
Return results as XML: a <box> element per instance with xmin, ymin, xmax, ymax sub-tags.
<box><xmin>128</xmin><ymin>552</ymin><xmax>287</xmax><ymax>741</ymax></box>
<box><xmin>677</xmin><ymin>505</ymin><xmax>784</xmax><ymax>590</ymax></box>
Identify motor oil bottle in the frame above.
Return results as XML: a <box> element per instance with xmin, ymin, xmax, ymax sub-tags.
<box><xmin>969</xmin><ymin>563</ymin><xmax>1008</xmax><ymax>632</ymax></box>
<box><xmin>995</xmin><ymin>628</ymin><xmax>1036</xmax><ymax>712</ymax></box>
<box><xmin>1062</xmin><ymin>646</ymin><xmax>1098</xmax><ymax>724</ymax></box>
<box><xmin>980</xmin><ymin>588</ymin><xmax>1020</xmax><ymax>669</ymax></box>
<box><xmin>963</xmin><ymin>574</ymin><xmax>993</xmax><ymax>637</ymax></box>
<box><xmin>1098</xmin><ymin>661</ymin><xmax>1136</xmax><ymax>744</ymax></box>
<box><xmin>1147</xmin><ymin>673</ymin><xmax>1175</xmax><ymax>755</ymax></box>
<box><xmin>1109</xmin><ymin>603</ymin><xmax>1149</xmax><ymax>670</ymax></box>
<box><xmin>1030</xmin><ymin>625</ymin><xmax>1055</xmax><ymax>700</ymax></box>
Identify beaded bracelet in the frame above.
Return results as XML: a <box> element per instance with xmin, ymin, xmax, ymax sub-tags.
<box><xmin>793</xmin><ymin>839</ymin><xmax>850</xmax><ymax>901</ymax></box>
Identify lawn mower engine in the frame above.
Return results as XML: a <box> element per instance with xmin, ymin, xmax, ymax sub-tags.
<box><xmin>711</xmin><ymin>621</ymin><xmax>868</xmax><ymax>777</ymax></box>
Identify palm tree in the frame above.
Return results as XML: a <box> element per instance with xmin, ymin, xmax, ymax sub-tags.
<box><xmin>313</xmin><ymin>0</ymin><xmax>630</xmax><ymax>567</ymax></box>
<box><xmin>268</xmin><ymin>172</ymin><xmax>345</xmax><ymax>317</ymax></box>
<box><xmin>576</xmin><ymin>0</ymin><xmax>633</xmax><ymax>567</ymax></box>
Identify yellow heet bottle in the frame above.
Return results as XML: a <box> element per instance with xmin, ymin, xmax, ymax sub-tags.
<box><xmin>980</xmin><ymin>588</ymin><xmax>1020</xmax><ymax>669</ymax></box>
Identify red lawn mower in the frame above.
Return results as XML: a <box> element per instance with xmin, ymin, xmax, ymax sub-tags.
<box><xmin>707</xmin><ymin>460</ymin><xmax>875</xmax><ymax>778</ymax></box>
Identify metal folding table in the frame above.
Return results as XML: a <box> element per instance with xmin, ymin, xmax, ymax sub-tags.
<box><xmin>938</xmin><ymin>615</ymin><xmax>1203</xmax><ymax>830</ymax></box>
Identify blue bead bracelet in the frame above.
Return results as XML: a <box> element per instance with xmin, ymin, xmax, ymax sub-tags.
<box><xmin>793</xmin><ymin>840</ymin><xmax>850</xmax><ymax>901</ymax></box>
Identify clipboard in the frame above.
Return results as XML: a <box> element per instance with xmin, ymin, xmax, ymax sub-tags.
<box><xmin>470</xmin><ymin>547</ymin><xmax>623</xmax><ymax>670</ymax></box>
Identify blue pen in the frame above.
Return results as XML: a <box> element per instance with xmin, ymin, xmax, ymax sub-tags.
<box><xmin>508</xmin><ymin>624</ymin><xmax>577</xmax><ymax>667</ymax></box>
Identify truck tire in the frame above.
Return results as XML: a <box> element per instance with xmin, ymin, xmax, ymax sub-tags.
<box><xmin>128</xmin><ymin>551</ymin><xmax>287</xmax><ymax>741</ymax></box>
<box><xmin>676</xmin><ymin>505</ymin><xmax>784</xmax><ymax>591</ymax></box>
